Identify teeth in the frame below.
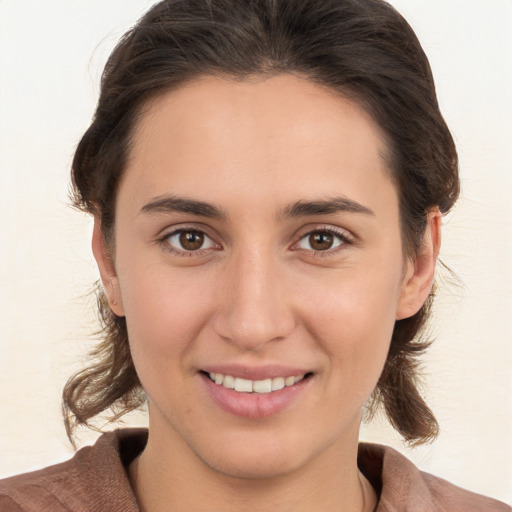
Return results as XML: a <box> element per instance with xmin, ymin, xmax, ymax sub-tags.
<box><xmin>223</xmin><ymin>375</ymin><xmax>235</xmax><ymax>389</ymax></box>
<box><xmin>234</xmin><ymin>378</ymin><xmax>253</xmax><ymax>392</ymax></box>
<box><xmin>271</xmin><ymin>377</ymin><xmax>285</xmax><ymax>391</ymax></box>
<box><xmin>208</xmin><ymin>372</ymin><xmax>306</xmax><ymax>393</ymax></box>
<box><xmin>252</xmin><ymin>379</ymin><xmax>272</xmax><ymax>393</ymax></box>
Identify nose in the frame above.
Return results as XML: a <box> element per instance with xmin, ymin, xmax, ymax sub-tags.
<box><xmin>213</xmin><ymin>249</ymin><xmax>296</xmax><ymax>352</ymax></box>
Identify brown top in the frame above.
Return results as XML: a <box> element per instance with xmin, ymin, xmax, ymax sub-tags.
<box><xmin>0</xmin><ymin>429</ymin><xmax>509</xmax><ymax>512</ymax></box>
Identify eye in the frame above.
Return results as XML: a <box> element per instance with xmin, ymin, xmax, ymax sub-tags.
<box><xmin>296</xmin><ymin>229</ymin><xmax>349</xmax><ymax>252</ymax></box>
<box><xmin>165</xmin><ymin>229</ymin><xmax>217</xmax><ymax>252</ymax></box>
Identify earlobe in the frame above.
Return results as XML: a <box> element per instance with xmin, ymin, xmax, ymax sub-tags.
<box><xmin>91</xmin><ymin>217</ymin><xmax>125</xmax><ymax>317</ymax></box>
<box><xmin>396</xmin><ymin>209</ymin><xmax>442</xmax><ymax>320</ymax></box>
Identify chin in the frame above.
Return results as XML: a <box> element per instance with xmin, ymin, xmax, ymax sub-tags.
<box><xmin>187</xmin><ymin>428</ymin><xmax>309</xmax><ymax>480</ymax></box>
<box><xmin>201</xmin><ymin>448</ymin><xmax>302</xmax><ymax>481</ymax></box>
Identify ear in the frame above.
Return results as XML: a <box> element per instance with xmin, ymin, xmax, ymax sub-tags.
<box><xmin>396</xmin><ymin>208</ymin><xmax>442</xmax><ymax>320</ymax></box>
<box><xmin>91</xmin><ymin>216</ymin><xmax>125</xmax><ymax>317</ymax></box>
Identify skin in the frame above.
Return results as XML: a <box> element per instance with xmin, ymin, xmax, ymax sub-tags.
<box><xmin>93</xmin><ymin>74</ymin><xmax>440</xmax><ymax>512</ymax></box>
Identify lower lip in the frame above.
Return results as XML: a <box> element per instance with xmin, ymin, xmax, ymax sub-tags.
<box><xmin>201</xmin><ymin>373</ymin><xmax>311</xmax><ymax>419</ymax></box>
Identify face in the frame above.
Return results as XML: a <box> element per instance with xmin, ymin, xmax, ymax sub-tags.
<box><xmin>94</xmin><ymin>74</ymin><xmax>436</xmax><ymax>479</ymax></box>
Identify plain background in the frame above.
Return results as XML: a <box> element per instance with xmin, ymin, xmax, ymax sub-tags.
<box><xmin>0</xmin><ymin>0</ymin><xmax>511</xmax><ymax>503</ymax></box>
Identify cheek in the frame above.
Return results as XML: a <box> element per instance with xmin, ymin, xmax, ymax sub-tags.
<box><xmin>301</xmin><ymin>262</ymin><xmax>402</xmax><ymax>381</ymax></box>
<box><xmin>117</xmin><ymin>261</ymin><xmax>218</xmax><ymax>364</ymax></box>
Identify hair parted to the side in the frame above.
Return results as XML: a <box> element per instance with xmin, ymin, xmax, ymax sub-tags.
<box><xmin>64</xmin><ymin>0</ymin><xmax>459</xmax><ymax>446</ymax></box>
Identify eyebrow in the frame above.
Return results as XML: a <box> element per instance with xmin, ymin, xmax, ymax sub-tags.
<box><xmin>140</xmin><ymin>195</ymin><xmax>227</xmax><ymax>220</ymax></box>
<box><xmin>139</xmin><ymin>194</ymin><xmax>374</xmax><ymax>220</ymax></box>
<box><xmin>280</xmin><ymin>196</ymin><xmax>375</xmax><ymax>219</ymax></box>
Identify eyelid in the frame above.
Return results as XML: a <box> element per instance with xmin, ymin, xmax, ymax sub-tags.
<box><xmin>157</xmin><ymin>223</ymin><xmax>222</xmax><ymax>256</ymax></box>
<box><xmin>156</xmin><ymin>222</ymin><xmax>355</xmax><ymax>257</ymax></box>
<box><xmin>156</xmin><ymin>221</ymin><xmax>217</xmax><ymax>239</ymax></box>
<box><xmin>291</xmin><ymin>224</ymin><xmax>355</xmax><ymax>254</ymax></box>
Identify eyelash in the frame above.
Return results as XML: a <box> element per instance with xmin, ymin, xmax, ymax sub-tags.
<box><xmin>158</xmin><ymin>225</ymin><xmax>219</xmax><ymax>257</ymax></box>
<box><xmin>157</xmin><ymin>225</ymin><xmax>354</xmax><ymax>257</ymax></box>
<box><xmin>292</xmin><ymin>226</ymin><xmax>354</xmax><ymax>257</ymax></box>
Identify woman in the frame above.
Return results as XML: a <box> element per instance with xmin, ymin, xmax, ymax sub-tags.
<box><xmin>1</xmin><ymin>0</ymin><xmax>509</xmax><ymax>510</ymax></box>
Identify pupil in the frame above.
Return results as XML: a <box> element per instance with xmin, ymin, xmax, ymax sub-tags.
<box><xmin>180</xmin><ymin>231</ymin><xmax>204</xmax><ymax>251</ymax></box>
<box><xmin>310</xmin><ymin>232</ymin><xmax>333</xmax><ymax>250</ymax></box>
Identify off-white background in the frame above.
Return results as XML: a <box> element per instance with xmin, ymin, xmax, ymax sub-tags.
<box><xmin>0</xmin><ymin>0</ymin><xmax>511</xmax><ymax>503</ymax></box>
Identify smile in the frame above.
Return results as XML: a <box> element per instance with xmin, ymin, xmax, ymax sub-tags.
<box><xmin>202</xmin><ymin>370</ymin><xmax>312</xmax><ymax>419</ymax></box>
<box><xmin>208</xmin><ymin>372</ymin><xmax>306</xmax><ymax>394</ymax></box>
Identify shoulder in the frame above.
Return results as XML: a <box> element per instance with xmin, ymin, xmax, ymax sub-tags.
<box><xmin>0</xmin><ymin>428</ymin><xmax>147</xmax><ymax>512</ymax></box>
<box><xmin>358</xmin><ymin>443</ymin><xmax>511</xmax><ymax>512</ymax></box>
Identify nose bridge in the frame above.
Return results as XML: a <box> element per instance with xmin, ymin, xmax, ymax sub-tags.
<box><xmin>214</xmin><ymin>244</ymin><xmax>295</xmax><ymax>351</ymax></box>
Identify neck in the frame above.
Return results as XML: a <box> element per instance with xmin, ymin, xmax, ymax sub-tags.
<box><xmin>129</xmin><ymin>417</ymin><xmax>377</xmax><ymax>512</ymax></box>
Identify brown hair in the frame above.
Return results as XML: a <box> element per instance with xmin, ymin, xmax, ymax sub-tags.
<box><xmin>64</xmin><ymin>0</ymin><xmax>459</xmax><ymax>445</ymax></box>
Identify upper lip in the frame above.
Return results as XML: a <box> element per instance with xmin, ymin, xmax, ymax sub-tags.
<box><xmin>200</xmin><ymin>364</ymin><xmax>312</xmax><ymax>381</ymax></box>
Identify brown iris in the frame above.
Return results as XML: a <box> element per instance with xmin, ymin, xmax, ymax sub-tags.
<box><xmin>179</xmin><ymin>231</ymin><xmax>204</xmax><ymax>251</ymax></box>
<box><xmin>309</xmin><ymin>231</ymin><xmax>334</xmax><ymax>251</ymax></box>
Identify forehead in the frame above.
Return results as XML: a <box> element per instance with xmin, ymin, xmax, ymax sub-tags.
<box><xmin>122</xmin><ymin>73</ymin><xmax>397</xmax><ymax>218</ymax></box>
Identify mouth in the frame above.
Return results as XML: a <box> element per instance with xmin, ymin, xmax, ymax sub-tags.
<box><xmin>199</xmin><ymin>364</ymin><xmax>314</xmax><ymax>418</ymax></box>
<box><xmin>199</xmin><ymin>368</ymin><xmax>313</xmax><ymax>418</ymax></box>
<box><xmin>202</xmin><ymin>371</ymin><xmax>312</xmax><ymax>394</ymax></box>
